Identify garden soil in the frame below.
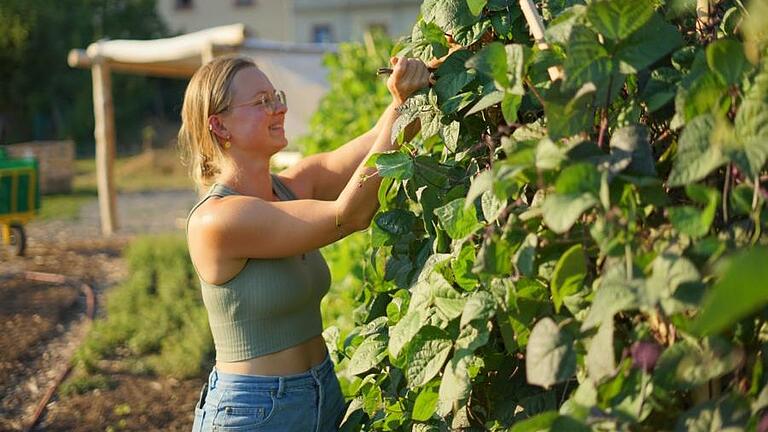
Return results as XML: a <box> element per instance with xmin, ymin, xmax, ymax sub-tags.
<box><xmin>0</xmin><ymin>189</ymin><xmax>203</xmax><ymax>431</ymax></box>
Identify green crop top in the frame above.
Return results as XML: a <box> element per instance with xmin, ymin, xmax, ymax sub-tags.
<box><xmin>187</xmin><ymin>175</ymin><xmax>331</xmax><ymax>362</ymax></box>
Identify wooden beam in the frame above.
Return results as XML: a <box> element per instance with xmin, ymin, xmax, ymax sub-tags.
<box><xmin>69</xmin><ymin>50</ymin><xmax>197</xmax><ymax>78</ymax></box>
<box><xmin>91</xmin><ymin>59</ymin><xmax>118</xmax><ymax>236</ymax></box>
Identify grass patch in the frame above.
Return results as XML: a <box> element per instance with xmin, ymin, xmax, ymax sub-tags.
<box><xmin>38</xmin><ymin>190</ymin><xmax>96</xmax><ymax>221</ymax></box>
<box><xmin>38</xmin><ymin>148</ymin><xmax>193</xmax><ymax>222</ymax></box>
<box><xmin>74</xmin><ymin>148</ymin><xmax>193</xmax><ymax>193</ymax></box>
<box><xmin>67</xmin><ymin>235</ymin><xmax>212</xmax><ymax>387</ymax></box>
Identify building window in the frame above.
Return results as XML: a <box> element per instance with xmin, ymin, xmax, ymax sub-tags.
<box><xmin>233</xmin><ymin>0</ymin><xmax>255</xmax><ymax>6</ymax></box>
<box><xmin>312</xmin><ymin>24</ymin><xmax>334</xmax><ymax>43</ymax></box>
<box><xmin>175</xmin><ymin>0</ymin><xmax>193</xmax><ymax>9</ymax></box>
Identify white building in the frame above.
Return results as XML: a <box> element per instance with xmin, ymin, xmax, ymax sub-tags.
<box><xmin>156</xmin><ymin>0</ymin><xmax>421</xmax><ymax>43</ymax></box>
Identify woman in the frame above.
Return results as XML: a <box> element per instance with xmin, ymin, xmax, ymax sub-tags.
<box><xmin>179</xmin><ymin>53</ymin><xmax>430</xmax><ymax>431</ymax></box>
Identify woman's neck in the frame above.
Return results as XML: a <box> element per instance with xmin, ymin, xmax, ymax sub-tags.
<box><xmin>216</xmin><ymin>155</ymin><xmax>275</xmax><ymax>200</ymax></box>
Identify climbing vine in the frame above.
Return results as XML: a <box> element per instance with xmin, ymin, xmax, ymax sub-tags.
<box><xmin>328</xmin><ymin>1</ymin><xmax>768</xmax><ymax>430</ymax></box>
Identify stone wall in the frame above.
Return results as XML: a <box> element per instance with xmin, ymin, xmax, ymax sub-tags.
<box><xmin>3</xmin><ymin>140</ymin><xmax>74</xmax><ymax>194</ymax></box>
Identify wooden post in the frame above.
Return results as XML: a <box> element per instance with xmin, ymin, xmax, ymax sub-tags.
<box><xmin>201</xmin><ymin>42</ymin><xmax>215</xmax><ymax>64</ymax></box>
<box><xmin>519</xmin><ymin>0</ymin><xmax>563</xmax><ymax>82</ymax></box>
<box><xmin>91</xmin><ymin>56</ymin><xmax>118</xmax><ymax>236</ymax></box>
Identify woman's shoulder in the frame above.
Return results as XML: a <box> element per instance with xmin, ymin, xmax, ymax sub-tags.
<box><xmin>272</xmin><ymin>172</ymin><xmax>312</xmax><ymax>200</ymax></box>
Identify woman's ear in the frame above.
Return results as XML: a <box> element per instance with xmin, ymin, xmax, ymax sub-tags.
<box><xmin>207</xmin><ymin>115</ymin><xmax>229</xmax><ymax>141</ymax></box>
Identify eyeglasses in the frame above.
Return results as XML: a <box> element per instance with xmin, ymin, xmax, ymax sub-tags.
<box><xmin>226</xmin><ymin>89</ymin><xmax>287</xmax><ymax>115</ymax></box>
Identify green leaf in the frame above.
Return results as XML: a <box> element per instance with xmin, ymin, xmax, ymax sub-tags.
<box><xmin>412</xmin><ymin>387</ymin><xmax>439</xmax><ymax>421</ymax></box>
<box><xmin>452</xmin><ymin>243</ymin><xmax>480</xmax><ymax>290</ymax></box>
<box><xmin>541</xmin><ymin>163</ymin><xmax>601</xmax><ymax>233</ymax></box>
<box><xmin>693</xmin><ymin>247</ymin><xmax>768</xmax><ymax>336</ymax></box>
<box><xmin>582</xmin><ymin>266</ymin><xmax>640</xmax><ymax>330</ymax></box>
<box><xmin>550</xmin><ymin>244</ymin><xmax>587</xmax><ymax>313</ymax></box>
<box><xmin>733</xmin><ymin>94</ymin><xmax>768</xmax><ymax>178</ymax></box>
<box><xmin>348</xmin><ymin>333</ymin><xmax>388</xmax><ymax>375</ymax></box>
<box><xmin>544</xmin><ymin>82</ymin><xmax>597</xmax><ymax>140</ymax></box>
<box><xmin>654</xmin><ymin>337</ymin><xmax>743</xmax><ymax>390</ymax></box>
<box><xmin>586</xmin><ymin>318</ymin><xmax>615</xmax><ymax>383</ymax></box>
<box><xmin>585</xmin><ymin>0</ymin><xmax>655</xmax><ymax>41</ymax></box>
<box><xmin>526</xmin><ymin>318</ymin><xmax>577</xmax><ymax>389</ymax></box>
<box><xmin>473</xmin><ymin>233</ymin><xmax>514</xmax><ymax>276</ymax></box>
<box><xmin>421</xmin><ymin>0</ymin><xmax>478</xmax><ymax>35</ymax></box>
<box><xmin>509</xmin><ymin>411</ymin><xmax>559</xmax><ymax>432</ymax></box>
<box><xmin>616</xmin><ymin>13</ymin><xmax>683</xmax><ymax>73</ymax></box>
<box><xmin>481</xmin><ymin>190</ymin><xmax>506</xmax><ymax>222</ymax></box>
<box><xmin>682</xmin><ymin>72</ymin><xmax>728</xmax><ymax>121</ymax></box>
<box><xmin>435</xmin><ymin>198</ymin><xmax>483</xmax><ymax>239</ymax></box>
<box><xmin>556</xmin><ymin>163</ymin><xmax>601</xmax><ymax>195</ymax></box>
<box><xmin>434</xmin><ymin>50</ymin><xmax>476</xmax><ymax>104</ymax></box>
<box><xmin>514</xmin><ymin>233</ymin><xmax>538</xmax><ymax>278</ymax></box>
<box><xmin>466</xmin><ymin>0</ymin><xmax>487</xmax><ymax>16</ymax></box>
<box><xmin>375</xmin><ymin>209</ymin><xmax>417</xmax><ymax>237</ymax></box>
<box><xmin>542</xmin><ymin>193</ymin><xmax>597</xmax><ymax>234</ymax></box>
<box><xmin>460</xmin><ymin>290</ymin><xmax>496</xmax><ymax>327</ymax></box>
<box><xmin>376</xmin><ymin>152</ymin><xmax>413</xmax><ymax>180</ymax></box>
<box><xmin>466</xmin><ymin>169</ymin><xmax>493</xmax><ymax>208</ymax></box>
<box><xmin>668</xmin><ymin>184</ymin><xmax>720</xmax><ymax>239</ymax></box>
<box><xmin>405</xmin><ymin>326</ymin><xmax>453</xmax><ymax>387</ymax></box>
<box><xmin>564</xmin><ymin>25</ymin><xmax>613</xmax><ymax>90</ymax></box>
<box><xmin>706</xmin><ymin>39</ymin><xmax>748</xmax><ymax>86</ymax></box>
<box><xmin>467</xmin><ymin>90</ymin><xmax>504</xmax><ymax>115</ymax></box>
<box><xmin>436</xmin><ymin>351</ymin><xmax>473</xmax><ymax>416</ymax></box>
<box><xmin>501</xmin><ymin>92</ymin><xmax>521</xmax><ymax>124</ymax></box>
<box><xmin>505</xmin><ymin>44</ymin><xmax>530</xmax><ymax>95</ymax></box>
<box><xmin>388</xmin><ymin>309</ymin><xmax>426</xmax><ymax>360</ymax></box>
<box><xmin>440</xmin><ymin>121</ymin><xmax>461</xmax><ymax>151</ymax></box>
<box><xmin>674</xmin><ymin>395</ymin><xmax>751</xmax><ymax>432</ymax></box>
<box><xmin>466</xmin><ymin>42</ymin><xmax>509</xmax><ymax>88</ymax></box>
<box><xmin>645</xmin><ymin>253</ymin><xmax>702</xmax><ymax>314</ymax></box>
<box><xmin>668</xmin><ymin>114</ymin><xmax>727</xmax><ymax>186</ymax></box>
<box><xmin>609</xmin><ymin>125</ymin><xmax>656</xmax><ymax>176</ymax></box>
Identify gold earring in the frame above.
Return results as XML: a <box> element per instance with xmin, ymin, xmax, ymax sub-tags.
<box><xmin>223</xmin><ymin>140</ymin><xmax>231</xmax><ymax>150</ymax></box>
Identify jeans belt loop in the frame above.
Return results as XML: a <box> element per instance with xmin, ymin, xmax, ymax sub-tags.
<box><xmin>277</xmin><ymin>376</ymin><xmax>285</xmax><ymax>398</ymax></box>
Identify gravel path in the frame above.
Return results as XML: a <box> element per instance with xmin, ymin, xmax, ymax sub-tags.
<box><xmin>0</xmin><ymin>189</ymin><xmax>198</xmax><ymax>431</ymax></box>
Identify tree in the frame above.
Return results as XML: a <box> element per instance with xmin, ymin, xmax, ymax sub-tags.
<box><xmin>0</xmin><ymin>0</ymin><xmax>181</xmax><ymax>154</ymax></box>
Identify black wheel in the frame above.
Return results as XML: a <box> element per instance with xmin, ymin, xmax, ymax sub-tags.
<box><xmin>8</xmin><ymin>224</ymin><xmax>26</xmax><ymax>256</ymax></box>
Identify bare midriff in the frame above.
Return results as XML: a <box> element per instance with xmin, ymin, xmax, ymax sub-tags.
<box><xmin>214</xmin><ymin>334</ymin><xmax>328</xmax><ymax>376</ymax></box>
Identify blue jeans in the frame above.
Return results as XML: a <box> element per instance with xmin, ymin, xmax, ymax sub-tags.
<box><xmin>192</xmin><ymin>353</ymin><xmax>346</xmax><ymax>431</ymax></box>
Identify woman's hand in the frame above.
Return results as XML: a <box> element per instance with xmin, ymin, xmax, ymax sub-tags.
<box><xmin>386</xmin><ymin>57</ymin><xmax>431</xmax><ymax>105</ymax></box>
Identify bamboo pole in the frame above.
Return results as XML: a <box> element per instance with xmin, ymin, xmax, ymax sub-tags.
<box><xmin>91</xmin><ymin>49</ymin><xmax>118</xmax><ymax>236</ymax></box>
<box><xmin>696</xmin><ymin>0</ymin><xmax>712</xmax><ymax>36</ymax></box>
<box><xmin>519</xmin><ymin>0</ymin><xmax>563</xmax><ymax>82</ymax></box>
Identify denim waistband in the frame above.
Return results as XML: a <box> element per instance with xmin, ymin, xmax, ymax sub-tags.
<box><xmin>208</xmin><ymin>352</ymin><xmax>334</xmax><ymax>394</ymax></box>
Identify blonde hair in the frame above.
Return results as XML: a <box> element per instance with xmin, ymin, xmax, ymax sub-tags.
<box><xmin>178</xmin><ymin>55</ymin><xmax>257</xmax><ymax>190</ymax></box>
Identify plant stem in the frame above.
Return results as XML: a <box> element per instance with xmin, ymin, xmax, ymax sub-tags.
<box><xmin>524</xmin><ymin>78</ymin><xmax>546</xmax><ymax>108</ymax></box>
<box><xmin>598</xmin><ymin>109</ymin><xmax>609</xmax><ymax>150</ymax></box>
<box><xmin>625</xmin><ymin>242</ymin><xmax>633</xmax><ymax>280</ymax></box>
<box><xmin>752</xmin><ymin>173</ymin><xmax>760</xmax><ymax>212</ymax></box>
<box><xmin>723</xmin><ymin>163</ymin><xmax>731</xmax><ymax>224</ymax></box>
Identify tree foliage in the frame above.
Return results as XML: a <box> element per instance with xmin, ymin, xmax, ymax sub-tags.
<box><xmin>0</xmin><ymin>0</ymin><xmax>181</xmax><ymax>154</ymax></box>
<box><xmin>329</xmin><ymin>1</ymin><xmax>768</xmax><ymax>430</ymax></box>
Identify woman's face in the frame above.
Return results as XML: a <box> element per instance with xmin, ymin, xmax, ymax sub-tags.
<box><xmin>220</xmin><ymin>66</ymin><xmax>288</xmax><ymax>156</ymax></box>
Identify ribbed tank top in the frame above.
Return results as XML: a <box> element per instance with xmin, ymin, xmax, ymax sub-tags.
<box><xmin>187</xmin><ymin>175</ymin><xmax>331</xmax><ymax>362</ymax></box>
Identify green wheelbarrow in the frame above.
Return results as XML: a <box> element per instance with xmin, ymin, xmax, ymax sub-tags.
<box><xmin>0</xmin><ymin>148</ymin><xmax>40</xmax><ymax>256</ymax></box>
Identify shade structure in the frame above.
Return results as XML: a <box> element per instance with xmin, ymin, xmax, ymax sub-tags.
<box><xmin>68</xmin><ymin>24</ymin><xmax>335</xmax><ymax>235</ymax></box>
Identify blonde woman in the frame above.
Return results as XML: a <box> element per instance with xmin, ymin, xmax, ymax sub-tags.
<box><xmin>179</xmin><ymin>54</ymin><xmax>430</xmax><ymax>431</ymax></box>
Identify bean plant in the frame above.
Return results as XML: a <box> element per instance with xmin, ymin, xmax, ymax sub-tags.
<box><xmin>328</xmin><ymin>0</ymin><xmax>768</xmax><ymax>431</ymax></box>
